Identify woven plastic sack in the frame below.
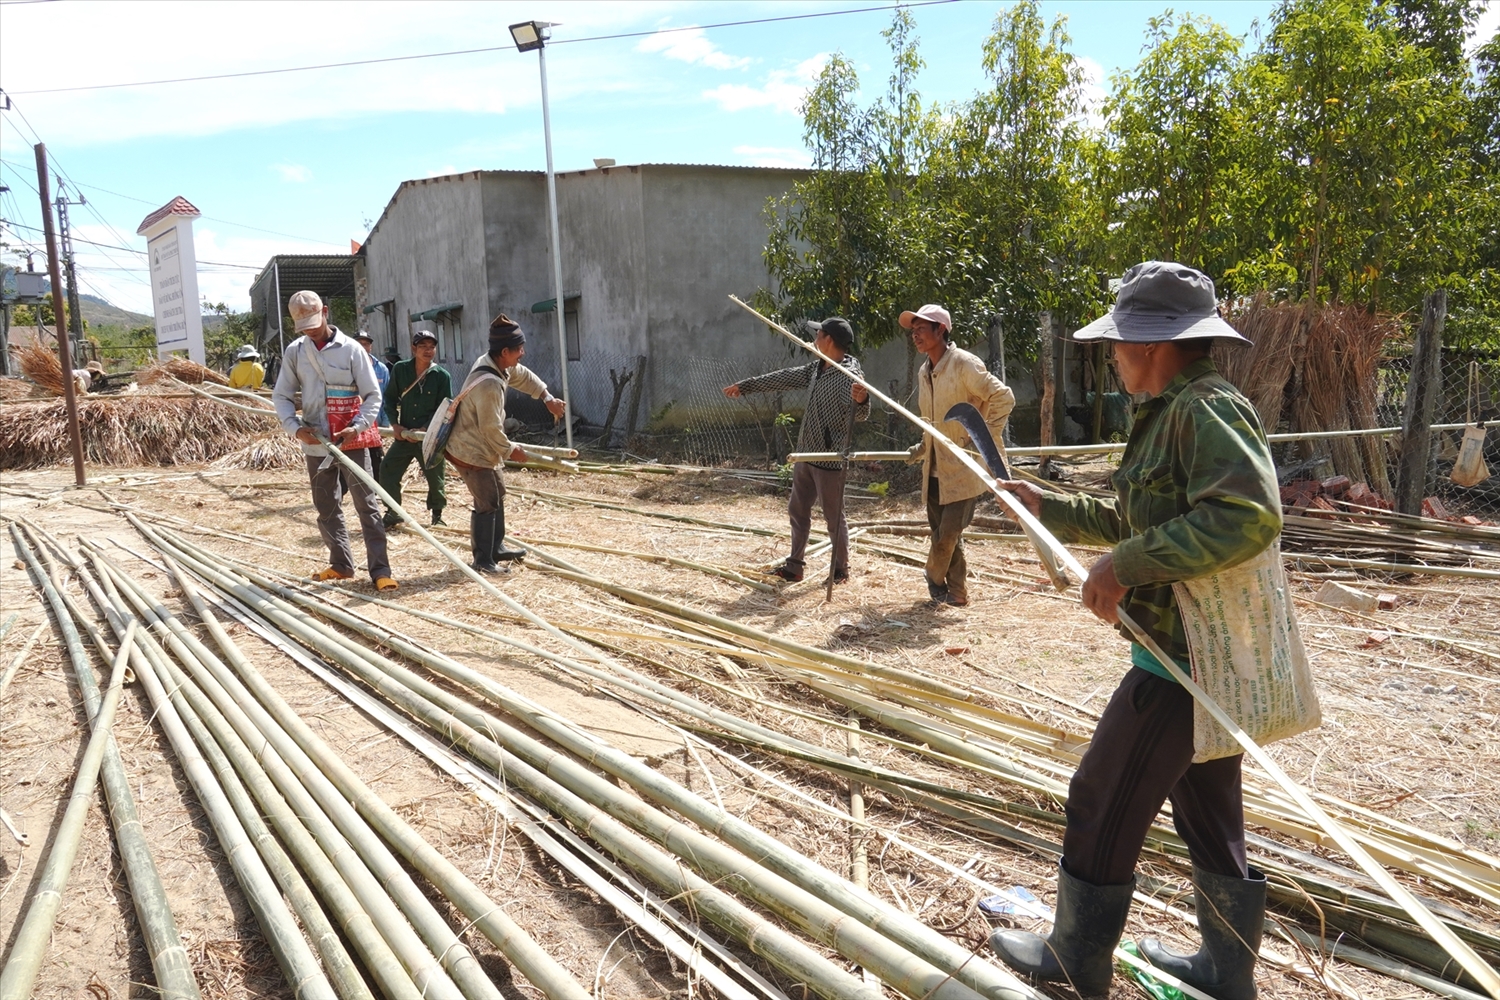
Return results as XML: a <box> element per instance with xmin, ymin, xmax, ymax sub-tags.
<box><xmin>1451</xmin><ymin>424</ymin><xmax>1490</xmax><ymax>488</ymax></box>
<box><xmin>1172</xmin><ymin>542</ymin><xmax>1321</xmax><ymax>762</ymax></box>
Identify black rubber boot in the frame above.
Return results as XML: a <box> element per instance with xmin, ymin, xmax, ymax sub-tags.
<box><xmin>431</xmin><ymin>507</ymin><xmax>446</xmax><ymax>527</ymax></box>
<box><xmin>470</xmin><ymin>511</ymin><xmax>501</xmax><ymax>575</ymax></box>
<box><xmin>493</xmin><ymin>500</ymin><xmax>525</xmax><ymax>562</ymax></box>
<box><xmin>1141</xmin><ymin>866</ymin><xmax>1266</xmax><ymax>1000</ymax></box>
<box><xmin>989</xmin><ymin>862</ymin><xmax>1135</xmax><ymax>996</ymax></box>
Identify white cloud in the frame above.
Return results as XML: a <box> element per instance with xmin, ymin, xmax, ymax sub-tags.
<box><xmin>1075</xmin><ymin>56</ymin><xmax>1107</xmax><ymax>131</ymax></box>
<box><xmin>636</xmin><ymin>26</ymin><xmax>750</xmax><ymax>70</ymax></box>
<box><xmin>705</xmin><ymin>54</ymin><xmax>827</xmax><ymax>115</ymax></box>
<box><xmin>0</xmin><ymin>1</ymin><xmax>665</xmax><ymax>145</ymax></box>
<box><xmin>1469</xmin><ymin>4</ymin><xmax>1499</xmax><ymax>58</ymax></box>
<box><xmin>732</xmin><ymin>145</ymin><xmax>811</xmax><ymax>169</ymax></box>
<box><xmin>273</xmin><ymin>163</ymin><xmax>312</xmax><ymax>183</ymax></box>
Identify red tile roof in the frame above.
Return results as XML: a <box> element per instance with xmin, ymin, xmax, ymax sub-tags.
<box><xmin>135</xmin><ymin>196</ymin><xmax>202</xmax><ymax>235</ymax></box>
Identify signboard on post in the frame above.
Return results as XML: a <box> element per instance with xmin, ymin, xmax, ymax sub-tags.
<box><xmin>136</xmin><ymin>196</ymin><xmax>205</xmax><ymax>364</ymax></box>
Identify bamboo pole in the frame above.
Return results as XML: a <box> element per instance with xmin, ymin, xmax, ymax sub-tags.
<box><xmin>140</xmin><ymin>530</ymin><xmax>594</xmax><ymax>1000</ymax></box>
<box><xmin>514</xmin><ymin>534</ymin><xmax>777</xmax><ymax>592</ymax></box>
<box><xmin>6</xmin><ymin>525</ymin><xmax>201</xmax><ymax>1000</ymax></box>
<box><xmin>0</xmin><ymin>620</ymin><xmax>134</xmax><ymax>1000</ymax></box>
<box><xmin>88</xmin><ymin>546</ymin><xmax>485</xmax><ymax>1000</ymax></box>
<box><xmin>154</xmin><ymin>534</ymin><xmax>1045</xmax><ymax>1000</ymax></box>
<box><xmin>0</xmin><ymin>622</ymin><xmax>46</xmax><ymax>704</ymax></box>
<box><xmin>82</xmin><ymin>555</ymin><xmax>344</xmax><ymax>1000</ymax></box>
<box><xmin>132</xmin><ymin>533</ymin><xmax>896</xmax><ymax>1000</ymax></box>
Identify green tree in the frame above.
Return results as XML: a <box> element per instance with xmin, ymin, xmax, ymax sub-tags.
<box><xmin>1228</xmin><ymin>0</ymin><xmax>1473</xmax><ymax>310</ymax></box>
<box><xmin>1098</xmin><ymin>14</ymin><xmax>1244</xmax><ymax>275</ymax></box>
<box><xmin>202</xmin><ymin>301</ymin><xmax>264</xmax><ymax>372</ymax></box>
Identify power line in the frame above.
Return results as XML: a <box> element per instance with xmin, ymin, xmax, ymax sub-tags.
<box><xmin>4</xmin><ymin>1</ymin><xmax>959</xmax><ymax>96</ymax></box>
<box><xmin>4</xmin><ymin>220</ymin><xmax>262</xmax><ymax>269</ymax></box>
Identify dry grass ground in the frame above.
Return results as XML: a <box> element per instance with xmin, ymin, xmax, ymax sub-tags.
<box><xmin>2</xmin><ymin>459</ymin><xmax>1497</xmax><ymax>999</ymax></box>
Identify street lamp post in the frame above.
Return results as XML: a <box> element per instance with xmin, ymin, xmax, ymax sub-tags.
<box><xmin>509</xmin><ymin>19</ymin><xmax>572</xmax><ymax>449</ymax></box>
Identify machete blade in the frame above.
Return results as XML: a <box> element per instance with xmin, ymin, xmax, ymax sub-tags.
<box><xmin>943</xmin><ymin>402</ymin><xmax>1010</xmax><ymax>480</ymax></box>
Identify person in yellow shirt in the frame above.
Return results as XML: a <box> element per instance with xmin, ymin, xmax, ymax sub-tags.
<box><xmin>228</xmin><ymin>345</ymin><xmax>265</xmax><ymax>390</ymax></box>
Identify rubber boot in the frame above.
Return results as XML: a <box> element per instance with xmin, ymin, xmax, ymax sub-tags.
<box><xmin>1141</xmin><ymin>866</ymin><xmax>1266</xmax><ymax>1000</ymax></box>
<box><xmin>493</xmin><ymin>500</ymin><xmax>525</xmax><ymax>562</ymax></box>
<box><xmin>989</xmin><ymin>862</ymin><xmax>1135</xmax><ymax>996</ymax></box>
<box><xmin>470</xmin><ymin>510</ymin><xmax>501</xmax><ymax>575</ymax></box>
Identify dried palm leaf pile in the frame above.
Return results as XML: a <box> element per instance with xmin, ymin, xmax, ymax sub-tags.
<box><xmin>209</xmin><ymin>433</ymin><xmax>305</xmax><ymax>471</ymax></box>
<box><xmin>137</xmin><ymin>356</ymin><xmax>230</xmax><ymax>387</ymax></box>
<box><xmin>0</xmin><ymin>395</ymin><xmax>279</xmax><ymax>470</ymax></box>
<box><xmin>15</xmin><ymin>341</ymin><xmax>66</xmax><ymax>396</ymax></box>
<box><xmin>0</xmin><ymin>377</ymin><xmax>45</xmax><ymax>402</ymax></box>
<box><xmin>1219</xmin><ymin>298</ymin><xmax>1400</xmax><ymax>496</ymax></box>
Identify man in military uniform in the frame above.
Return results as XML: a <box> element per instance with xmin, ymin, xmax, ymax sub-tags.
<box><xmin>380</xmin><ymin>330</ymin><xmax>452</xmax><ymax>527</ymax></box>
<box><xmin>993</xmin><ymin>262</ymin><xmax>1280</xmax><ymax>999</ymax></box>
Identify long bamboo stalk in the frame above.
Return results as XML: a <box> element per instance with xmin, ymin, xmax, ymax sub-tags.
<box><xmin>0</xmin><ymin>620</ymin><xmax>134</xmax><ymax>1000</ymax></box>
<box><xmin>156</xmin><ymin>532</ymin><xmax>1046</xmax><ymax>1000</ymax></box>
<box><xmin>83</xmin><ymin>555</ymin><xmax>340</xmax><ymax>1000</ymax></box>
<box><xmin>142</xmin><ymin>529</ymin><xmax>593</xmax><ymax>1000</ymax></box>
<box><xmin>136</xmin><ymin>532</ymin><xmax>894</xmax><ymax>1000</ymax></box>
<box><xmin>514</xmin><ymin>534</ymin><xmax>777</xmax><ymax>592</ymax></box>
<box><xmin>89</xmin><ymin>546</ymin><xmax>484</xmax><ymax>1000</ymax></box>
<box><xmin>6</xmin><ymin>524</ymin><xmax>202</xmax><ymax>1000</ymax></box>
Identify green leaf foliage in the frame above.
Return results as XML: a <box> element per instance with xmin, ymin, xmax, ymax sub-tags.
<box><xmin>763</xmin><ymin>0</ymin><xmax>1500</xmax><ymax>350</ymax></box>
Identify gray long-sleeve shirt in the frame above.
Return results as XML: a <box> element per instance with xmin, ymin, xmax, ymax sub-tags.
<box><xmin>734</xmin><ymin>356</ymin><xmax>870</xmax><ymax>469</ymax></box>
<box><xmin>272</xmin><ymin>326</ymin><xmax>382</xmax><ymax>457</ymax></box>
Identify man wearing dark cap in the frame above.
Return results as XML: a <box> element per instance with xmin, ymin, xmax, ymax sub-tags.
<box><xmin>444</xmin><ymin>313</ymin><xmax>566</xmax><ymax>573</ymax></box>
<box><xmin>380</xmin><ymin>329</ymin><xmax>452</xmax><ymax>527</ymax></box>
<box><xmin>992</xmin><ymin>262</ymin><xmax>1280</xmax><ymax>998</ymax></box>
<box><xmin>724</xmin><ymin>317</ymin><xmax>869</xmax><ymax>582</ymax></box>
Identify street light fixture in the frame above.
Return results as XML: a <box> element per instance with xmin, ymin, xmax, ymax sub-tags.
<box><xmin>509</xmin><ymin>19</ymin><xmax>573</xmax><ymax>448</ymax></box>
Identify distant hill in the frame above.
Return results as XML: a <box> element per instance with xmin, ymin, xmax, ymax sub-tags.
<box><xmin>72</xmin><ymin>293</ymin><xmax>227</xmax><ymax>332</ymax></box>
<box><xmin>79</xmin><ymin>294</ymin><xmax>154</xmax><ymax>330</ymax></box>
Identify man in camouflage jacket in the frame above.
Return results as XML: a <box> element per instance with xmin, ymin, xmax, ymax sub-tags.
<box><xmin>992</xmin><ymin>263</ymin><xmax>1280</xmax><ymax>1000</ymax></box>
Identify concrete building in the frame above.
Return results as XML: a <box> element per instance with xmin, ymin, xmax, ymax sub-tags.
<box><xmin>358</xmin><ymin>163</ymin><xmax>911</xmax><ymax>434</ymax></box>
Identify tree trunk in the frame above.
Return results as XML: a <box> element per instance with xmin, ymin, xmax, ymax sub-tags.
<box><xmin>1394</xmin><ymin>291</ymin><xmax>1446</xmax><ymax>517</ymax></box>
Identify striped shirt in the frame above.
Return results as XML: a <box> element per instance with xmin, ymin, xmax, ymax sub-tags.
<box><xmin>734</xmin><ymin>357</ymin><xmax>871</xmax><ymax>470</ymax></box>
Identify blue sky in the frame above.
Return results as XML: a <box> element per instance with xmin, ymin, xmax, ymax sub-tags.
<box><xmin>1</xmin><ymin>1</ymin><xmax>1493</xmax><ymax>316</ymax></box>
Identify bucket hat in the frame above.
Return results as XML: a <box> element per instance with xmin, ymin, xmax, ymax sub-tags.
<box><xmin>1074</xmin><ymin>262</ymin><xmax>1246</xmax><ymax>343</ymax></box>
<box><xmin>235</xmin><ymin>344</ymin><xmax>260</xmax><ymax>361</ymax></box>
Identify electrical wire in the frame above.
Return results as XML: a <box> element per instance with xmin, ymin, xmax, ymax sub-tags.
<box><xmin>3</xmin><ymin>1</ymin><xmax>960</xmax><ymax>96</ymax></box>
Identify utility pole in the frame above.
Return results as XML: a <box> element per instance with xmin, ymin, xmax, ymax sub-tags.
<box><xmin>55</xmin><ymin>178</ymin><xmax>87</xmax><ymax>359</ymax></box>
<box><xmin>34</xmin><ymin>144</ymin><xmax>86</xmax><ymax>486</ymax></box>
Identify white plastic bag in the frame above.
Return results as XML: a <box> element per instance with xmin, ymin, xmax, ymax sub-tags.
<box><xmin>1452</xmin><ymin>362</ymin><xmax>1492</xmax><ymax>488</ymax></box>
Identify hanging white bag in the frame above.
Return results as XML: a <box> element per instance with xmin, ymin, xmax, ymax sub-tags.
<box><xmin>1450</xmin><ymin>362</ymin><xmax>1491</xmax><ymax>488</ymax></box>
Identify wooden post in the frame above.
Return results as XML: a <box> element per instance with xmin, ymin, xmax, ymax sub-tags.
<box><xmin>1394</xmin><ymin>290</ymin><xmax>1445</xmax><ymax>517</ymax></box>
<box><xmin>622</xmin><ymin>354</ymin><xmax>646</xmax><ymax>451</ymax></box>
<box><xmin>34</xmin><ymin>144</ymin><xmax>86</xmax><ymax>486</ymax></box>
<box><xmin>1037</xmin><ymin>312</ymin><xmax>1055</xmax><ymax>476</ymax></box>
<box><xmin>1051</xmin><ymin>318</ymin><xmax>1067</xmax><ymax>446</ymax></box>
<box><xmin>986</xmin><ymin>312</ymin><xmax>1006</xmax><ymax>384</ymax></box>
<box><xmin>1091</xmin><ymin>343</ymin><xmax>1107</xmax><ymax>443</ymax></box>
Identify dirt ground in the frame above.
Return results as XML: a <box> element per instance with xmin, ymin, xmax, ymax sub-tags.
<box><xmin>1</xmin><ymin>460</ymin><xmax>1498</xmax><ymax>999</ymax></box>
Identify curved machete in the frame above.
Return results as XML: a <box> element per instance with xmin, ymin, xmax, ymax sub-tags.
<box><xmin>942</xmin><ymin>402</ymin><xmax>1010</xmax><ymax>481</ymax></box>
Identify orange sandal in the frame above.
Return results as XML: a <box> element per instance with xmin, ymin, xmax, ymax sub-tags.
<box><xmin>375</xmin><ymin>577</ymin><xmax>399</xmax><ymax>592</ymax></box>
<box><xmin>312</xmin><ymin>567</ymin><xmax>354</xmax><ymax>582</ymax></box>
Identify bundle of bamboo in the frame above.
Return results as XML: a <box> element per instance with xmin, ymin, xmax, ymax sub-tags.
<box><xmin>209</xmin><ymin>434</ymin><xmax>305</xmax><ymax>471</ymax></box>
<box><xmin>0</xmin><ymin>396</ymin><xmax>279</xmax><ymax>470</ymax></box>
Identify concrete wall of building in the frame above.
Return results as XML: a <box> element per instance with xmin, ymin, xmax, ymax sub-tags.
<box><xmin>362</xmin><ymin>172</ymin><xmax>488</xmax><ymax>380</ymax></box>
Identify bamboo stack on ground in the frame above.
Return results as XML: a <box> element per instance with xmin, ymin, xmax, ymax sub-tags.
<box><xmin>6</xmin><ymin>523</ymin><xmax>201</xmax><ymax>1000</ymax></box>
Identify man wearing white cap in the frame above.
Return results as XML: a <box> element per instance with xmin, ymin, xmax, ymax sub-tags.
<box><xmin>272</xmin><ymin>290</ymin><xmax>397</xmax><ymax>592</ymax></box>
<box><xmin>991</xmin><ymin>262</ymin><xmax>1280</xmax><ymax>998</ymax></box>
<box><xmin>901</xmin><ymin>303</ymin><xmax>1014</xmax><ymax>607</ymax></box>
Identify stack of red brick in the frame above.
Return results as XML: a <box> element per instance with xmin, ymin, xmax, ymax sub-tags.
<box><xmin>1278</xmin><ymin>475</ymin><xmax>1488</xmax><ymax>525</ymax></box>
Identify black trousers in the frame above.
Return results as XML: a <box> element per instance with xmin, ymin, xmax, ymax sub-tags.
<box><xmin>1063</xmin><ymin>667</ymin><xmax>1247</xmax><ymax>887</ymax></box>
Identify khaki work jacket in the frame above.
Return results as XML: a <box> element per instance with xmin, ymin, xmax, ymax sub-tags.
<box><xmin>443</xmin><ymin>354</ymin><xmax>549</xmax><ymax>470</ymax></box>
<box><xmin>917</xmin><ymin>344</ymin><xmax>1015</xmax><ymax>505</ymax></box>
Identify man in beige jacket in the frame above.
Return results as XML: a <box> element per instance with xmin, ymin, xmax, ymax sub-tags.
<box><xmin>903</xmin><ymin>303</ymin><xmax>1015</xmax><ymax>606</ymax></box>
<box><xmin>444</xmin><ymin>314</ymin><xmax>565</xmax><ymax>573</ymax></box>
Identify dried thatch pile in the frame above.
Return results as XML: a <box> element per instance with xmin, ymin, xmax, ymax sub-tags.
<box><xmin>0</xmin><ymin>377</ymin><xmax>46</xmax><ymax>402</ymax></box>
<box><xmin>0</xmin><ymin>395</ymin><xmax>280</xmax><ymax>470</ymax></box>
<box><xmin>209</xmin><ymin>434</ymin><xmax>305</xmax><ymax>471</ymax></box>
<box><xmin>16</xmin><ymin>342</ymin><xmax>66</xmax><ymax>396</ymax></box>
<box><xmin>137</xmin><ymin>357</ymin><xmax>229</xmax><ymax>386</ymax></box>
<box><xmin>1217</xmin><ymin>297</ymin><xmax>1399</xmax><ymax>494</ymax></box>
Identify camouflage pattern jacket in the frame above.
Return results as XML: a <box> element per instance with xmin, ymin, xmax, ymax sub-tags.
<box><xmin>1036</xmin><ymin>358</ymin><xmax>1282</xmax><ymax>670</ymax></box>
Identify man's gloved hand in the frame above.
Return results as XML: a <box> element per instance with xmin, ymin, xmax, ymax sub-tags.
<box><xmin>905</xmin><ymin>441</ymin><xmax>924</xmax><ymax>465</ymax></box>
